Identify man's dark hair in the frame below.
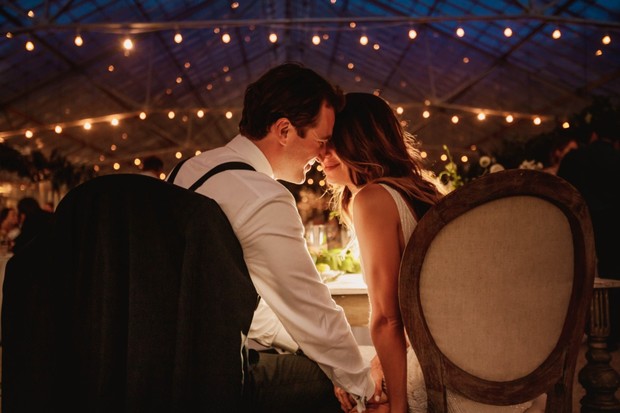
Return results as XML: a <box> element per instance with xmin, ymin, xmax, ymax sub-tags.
<box><xmin>239</xmin><ymin>63</ymin><xmax>344</xmax><ymax>140</ymax></box>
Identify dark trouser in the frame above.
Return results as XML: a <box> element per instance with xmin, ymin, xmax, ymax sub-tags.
<box><xmin>242</xmin><ymin>350</ymin><xmax>342</xmax><ymax>413</ymax></box>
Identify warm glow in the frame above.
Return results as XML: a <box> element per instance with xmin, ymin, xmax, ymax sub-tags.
<box><xmin>123</xmin><ymin>38</ymin><xmax>133</xmax><ymax>50</ymax></box>
<box><xmin>307</xmin><ymin>178</ymin><xmax>314</xmax><ymax>185</ymax></box>
<box><xmin>316</xmin><ymin>165</ymin><xmax>323</xmax><ymax>172</ymax></box>
<box><xmin>25</xmin><ymin>130</ymin><xmax>33</xmax><ymax>139</ymax></box>
<box><xmin>552</xmin><ymin>29</ymin><xmax>561</xmax><ymax>39</ymax></box>
<box><xmin>319</xmin><ymin>180</ymin><xmax>326</xmax><ymax>187</ymax></box>
<box><xmin>349</xmin><ymin>22</ymin><xmax>356</xmax><ymax>29</ymax></box>
<box><xmin>373</xmin><ymin>43</ymin><xmax>380</xmax><ymax>50</ymax></box>
<box><xmin>168</xmin><ymin>111</ymin><xmax>175</xmax><ymax>119</ymax></box>
<box><xmin>602</xmin><ymin>35</ymin><xmax>611</xmax><ymax>45</ymax></box>
<box><xmin>420</xmin><ymin>151</ymin><xmax>427</xmax><ymax>158</ymax></box>
<box><xmin>463</xmin><ymin>57</ymin><xmax>470</xmax><ymax>63</ymax></box>
<box><xmin>27</xmin><ymin>10</ymin><xmax>35</xmax><ymax>17</ymax></box>
<box><xmin>396</xmin><ymin>106</ymin><xmax>404</xmax><ymax>115</ymax></box>
<box><xmin>139</xmin><ymin>112</ymin><xmax>147</xmax><ymax>120</ymax></box>
<box><xmin>422</xmin><ymin>110</ymin><xmax>430</xmax><ymax>118</ymax></box>
<box><xmin>347</xmin><ymin>62</ymin><xmax>354</xmax><ymax>70</ymax></box>
<box><xmin>408</xmin><ymin>29</ymin><xmax>417</xmax><ymax>40</ymax></box>
<box><xmin>197</xmin><ymin>109</ymin><xmax>205</xmax><ymax>118</ymax></box>
<box><xmin>231</xmin><ymin>2</ymin><xmax>239</xmax><ymax>8</ymax></box>
<box><xmin>195</xmin><ymin>150</ymin><xmax>202</xmax><ymax>156</ymax></box>
<box><xmin>74</xmin><ymin>34</ymin><xmax>83</xmax><ymax>46</ymax></box>
<box><xmin>54</xmin><ymin>125</ymin><xmax>62</xmax><ymax>134</ymax></box>
<box><xmin>440</xmin><ymin>154</ymin><xmax>448</xmax><ymax>161</ymax></box>
<box><xmin>176</xmin><ymin>77</ymin><xmax>182</xmax><ymax>84</ymax></box>
<box><xmin>84</xmin><ymin>122</ymin><xmax>92</xmax><ymax>130</ymax></box>
<box><xmin>225</xmin><ymin>111</ymin><xmax>233</xmax><ymax>119</ymax></box>
<box><xmin>461</xmin><ymin>155</ymin><xmax>469</xmax><ymax>163</ymax></box>
<box><xmin>456</xmin><ymin>27</ymin><xmax>465</xmax><ymax>37</ymax></box>
<box><xmin>562</xmin><ymin>122</ymin><xmax>570</xmax><ymax>129</ymax></box>
<box><xmin>477</xmin><ymin>113</ymin><xmax>486</xmax><ymax>121</ymax></box>
<box><xmin>93</xmin><ymin>165</ymin><xmax>100</xmax><ymax>172</ymax></box>
<box><xmin>113</xmin><ymin>163</ymin><xmax>120</xmax><ymax>170</ymax></box>
<box><xmin>533</xmin><ymin>117</ymin><xmax>542</xmax><ymax>125</ymax></box>
<box><xmin>470</xmin><ymin>145</ymin><xmax>477</xmax><ymax>151</ymax></box>
<box><xmin>134</xmin><ymin>158</ymin><xmax>141</xmax><ymax>166</ymax></box>
<box><xmin>111</xmin><ymin>118</ymin><xmax>119</xmax><ymax>126</ymax></box>
<box><xmin>451</xmin><ymin>115</ymin><xmax>459</xmax><ymax>124</ymax></box>
<box><xmin>108</xmin><ymin>65</ymin><xmax>114</xmax><ymax>72</ymax></box>
<box><xmin>174</xmin><ymin>32</ymin><xmax>183</xmax><ymax>43</ymax></box>
<box><xmin>359</xmin><ymin>35</ymin><xmax>368</xmax><ymax>46</ymax></box>
<box><xmin>505</xmin><ymin>115</ymin><xmax>514</xmax><ymax>123</ymax></box>
<box><xmin>595</xmin><ymin>49</ymin><xmax>603</xmax><ymax>56</ymax></box>
<box><xmin>221</xmin><ymin>33</ymin><xmax>231</xmax><ymax>43</ymax></box>
<box><xmin>110</xmin><ymin>144</ymin><xmax>117</xmax><ymax>151</ymax></box>
<box><xmin>504</xmin><ymin>28</ymin><xmax>512</xmax><ymax>37</ymax></box>
<box><xmin>175</xmin><ymin>151</ymin><xmax>182</xmax><ymax>159</ymax></box>
<box><xmin>312</xmin><ymin>35</ymin><xmax>321</xmax><ymax>45</ymax></box>
<box><xmin>25</xmin><ymin>41</ymin><xmax>34</xmax><ymax>51</ymax></box>
<box><xmin>99</xmin><ymin>155</ymin><xmax>106</xmax><ymax>162</ymax></box>
<box><xmin>159</xmin><ymin>173</ymin><xmax>166</xmax><ymax>180</ymax></box>
<box><xmin>269</xmin><ymin>33</ymin><xmax>278</xmax><ymax>43</ymax></box>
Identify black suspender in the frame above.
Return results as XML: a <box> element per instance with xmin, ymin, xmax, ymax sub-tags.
<box><xmin>167</xmin><ymin>159</ymin><xmax>256</xmax><ymax>191</ymax></box>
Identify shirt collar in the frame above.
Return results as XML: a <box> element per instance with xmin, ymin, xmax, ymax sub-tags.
<box><xmin>227</xmin><ymin>134</ymin><xmax>275</xmax><ymax>179</ymax></box>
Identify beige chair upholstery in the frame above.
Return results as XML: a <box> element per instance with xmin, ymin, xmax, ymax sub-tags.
<box><xmin>399</xmin><ymin>169</ymin><xmax>595</xmax><ymax>412</ymax></box>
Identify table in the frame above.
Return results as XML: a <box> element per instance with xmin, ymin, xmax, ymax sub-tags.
<box><xmin>326</xmin><ymin>273</ymin><xmax>371</xmax><ymax>345</ymax></box>
<box><xmin>579</xmin><ymin>277</ymin><xmax>620</xmax><ymax>413</ymax></box>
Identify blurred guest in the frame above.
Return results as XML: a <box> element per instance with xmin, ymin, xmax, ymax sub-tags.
<box><xmin>558</xmin><ymin>108</ymin><xmax>620</xmax><ymax>348</ymax></box>
<box><xmin>1</xmin><ymin>206</ymin><xmax>20</xmax><ymax>252</ymax></box>
<box><xmin>543</xmin><ymin>135</ymin><xmax>578</xmax><ymax>175</ymax></box>
<box><xmin>140</xmin><ymin>155</ymin><xmax>164</xmax><ymax>179</ymax></box>
<box><xmin>12</xmin><ymin>197</ymin><xmax>53</xmax><ymax>254</ymax></box>
<box><xmin>41</xmin><ymin>201</ymin><xmax>55</xmax><ymax>213</ymax></box>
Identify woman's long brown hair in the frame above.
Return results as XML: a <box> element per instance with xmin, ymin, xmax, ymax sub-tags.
<box><xmin>328</xmin><ymin>93</ymin><xmax>442</xmax><ymax>226</ymax></box>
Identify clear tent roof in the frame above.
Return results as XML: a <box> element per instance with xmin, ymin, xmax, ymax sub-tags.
<box><xmin>1</xmin><ymin>0</ymin><xmax>619</xmax><ymax>174</ymax></box>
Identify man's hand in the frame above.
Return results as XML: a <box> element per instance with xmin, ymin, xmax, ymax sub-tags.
<box><xmin>369</xmin><ymin>355</ymin><xmax>388</xmax><ymax>403</ymax></box>
<box><xmin>334</xmin><ymin>385</ymin><xmax>356</xmax><ymax>412</ymax></box>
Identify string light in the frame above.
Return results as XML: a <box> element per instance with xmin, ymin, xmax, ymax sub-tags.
<box><xmin>552</xmin><ymin>29</ymin><xmax>562</xmax><ymax>39</ymax></box>
<box><xmin>595</xmin><ymin>49</ymin><xmax>603</xmax><ymax>56</ymax></box>
<box><xmin>175</xmin><ymin>151</ymin><xmax>182</xmax><ymax>159</ymax></box>
<box><xmin>451</xmin><ymin>115</ymin><xmax>459</xmax><ymax>124</ymax></box>
<box><xmin>221</xmin><ymin>33</ymin><xmax>231</xmax><ymax>43</ymax></box>
<box><xmin>231</xmin><ymin>2</ymin><xmax>239</xmax><ymax>9</ymax></box>
<box><xmin>373</xmin><ymin>43</ymin><xmax>380</xmax><ymax>50</ymax></box>
<box><xmin>108</xmin><ymin>65</ymin><xmax>114</xmax><ymax>72</ymax></box>
<box><xmin>123</xmin><ymin>37</ymin><xmax>133</xmax><ymax>50</ymax></box>
<box><xmin>461</xmin><ymin>155</ymin><xmax>469</xmax><ymax>163</ymax></box>
<box><xmin>25</xmin><ymin>130</ymin><xmax>33</xmax><ymax>139</ymax></box>
<box><xmin>349</xmin><ymin>22</ymin><xmax>356</xmax><ymax>29</ymax></box>
<box><xmin>533</xmin><ymin>117</ymin><xmax>542</xmax><ymax>125</ymax></box>
<box><xmin>113</xmin><ymin>163</ymin><xmax>120</xmax><ymax>170</ymax></box>
<box><xmin>562</xmin><ymin>122</ymin><xmax>570</xmax><ymax>129</ymax></box>
<box><xmin>27</xmin><ymin>10</ymin><xmax>35</xmax><ymax>18</ymax></box>
<box><xmin>225</xmin><ymin>111</ymin><xmax>233</xmax><ymax>119</ymax></box>
<box><xmin>110</xmin><ymin>144</ymin><xmax>117</xmax><ymax>151</ymax></box>
<box><xmin>139</xmin><ymin>112</ymin><xmax>147</xmax><ymax>120</ymax></box>
<box><xmin>110</xmin><ymin>118</ymin><xmax>119</xmax><ymax>126</ymax></box>
<box><xmin>420</xmin><ymin>151</ymin><xmax>427</xmax><ymax>159</ymax></box>
<box><xmin>269</xmin><ymin>33</ymin><xmax>278</xmax><ymax>43</ymax></box>
<box><xmin>602</xmin><ymin>35</ymin><xmax>611</xmax><ymax>45</ymax></box>
<box><xmin>74</xmin><ymin>33</ymin><xmax>84</xmax><ymax>46</ymax></box>
<box><xmin>477</xmin><ymin>113</ymin><xmax>486</xmax><ymax>121</ymax></box>
<box><xmin>195</xmin><ymin>150</ymin><xmax>202</xmax><ymax>156</ymax></box>
<box><xmin>174</xmin><ymin>32</ymin><xmax>183</xmax><ymax>43</ymax></box>
<box><xmin>359</xmin><ymin>35</ymin><xmax>369</xmax><ymax>46</ymax></box>
<box><xmin>197</xmin><ymin>109</ymin><xmax>205</xmax><ymax>118</ymax></box>
<box><xmin>505</xmin><ymin>115</ymin><xmax>514</xmax><ymax>123</ymax></box>
<box><xmin>134</xmin><ymin>158</ymin><xmax>141</xmax><ymax>166</ymax></box>
<box><xmin>422</xmin><ymin>110</ymin><xmax>430</xmax><ymax>118</ymax></box>
<box><xmin>347</xmin><ymin>62</ymin><xmax>354</xmax><ymax>69</ymax></box>
<box><xmin>25</xmin><ymin>40</ymin><xmax>35</xmax><ymax>51</ymax></box>
<box><xmin>83</xmin><ymin>122</ymin><xmax>92</xmax><ymax>130</ymax></box>
<box><xmin>504</xmin><ymin>28</ymin><xmax>512</xmax><ymax>37</ymax></box>
<box><xmin>396</xmin><ymin>107</ymin><xmax>404</xmax><ymax>115</ymax></box>
<box><xmin>312</xmin><ymin>35</ymin><xmax>321</xmax><ymax>45</ymax></box>
<box><xmin>440</xmin><ymin>154</ymin><xmax>448</xmax><ymax>161</ymax></box>
<box><xmin>54</xmin><ymin>125</ymin><xmax>62</xmax><ymax>134</ymax></box>
<box><xmin>456</xmin><ymin>27</ymin><xmax>465</xmax><ymax>37</ymax></box>
<box><xmin>408</xmin><ymin>29</ymin><xmax>417</xmax><ymax>40</ymax></box>
<box><xmin>168</xmin><ymin>111</ymin><xmax>175</xmax><ymax>119</ymax></box>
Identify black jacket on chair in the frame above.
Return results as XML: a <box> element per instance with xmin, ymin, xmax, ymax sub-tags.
<box><xmin>2</xmin><ymin>174</ymin><xmax>258</xmax><ymax>413</ymax></box>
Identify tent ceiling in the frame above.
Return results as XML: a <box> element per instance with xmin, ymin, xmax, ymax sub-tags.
<box><xmin>1</xmin><ymin>0</ymin><xmax>619</xmax><ymax>173</ymax></box>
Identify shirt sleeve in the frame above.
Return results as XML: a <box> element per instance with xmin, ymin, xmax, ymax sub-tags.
<box><xmin>248</xmin><ymin>298</ymin><xmax>300</xmax><ymax>353</ymax></box>
<box><xmin>235</xmin><ymin>187</ymin><xmax>375</xmax><ymax>400</ymax></box>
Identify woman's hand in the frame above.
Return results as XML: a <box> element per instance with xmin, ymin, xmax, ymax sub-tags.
<box><xmin>370</xmin><ymin>355</ymin><xmax>388</xmax><ymax>403</ymax></box>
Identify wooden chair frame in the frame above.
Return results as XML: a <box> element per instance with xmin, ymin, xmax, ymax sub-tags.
<box><xmin>399</xmin><ymin>169</ymin><xmax>595</xmax><ymax>412</ymax></box>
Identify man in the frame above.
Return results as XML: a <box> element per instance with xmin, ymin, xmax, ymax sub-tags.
<box><xmin>12</xmin><ymin>197</ymin><xmax>53</xmax><ymax>254</ymax></box>
<box><xmin>139</xmin><ymin>155</ymin><xmax>164</xmax><ymax>179</ymax></box>
<box><xmin>171</xmin><ymin>63</ymin><xmax>379</xmax><ymax>412</ymax></box>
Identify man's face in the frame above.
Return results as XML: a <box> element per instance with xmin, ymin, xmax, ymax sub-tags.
<box><xmin>282</xmin><ymin>102</ymin><xmax>335</xmax><ymax>184</ymax></box>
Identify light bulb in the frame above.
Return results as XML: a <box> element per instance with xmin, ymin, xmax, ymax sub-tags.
<box><xmin>174</xmin><ymin>32</ymin><xmax>183</xmax><ymax>43</ymax></box>
<box><xmin>359</xmin><ymin>35</ymin><xmax>368</xmax><ymax>46</ymax></box>
<box><xmin>74</xmin><ymin>34</ymin><xmax>83</xmax><ymax>46</ymax></box>
<box><xmin>123</xmin><ymin>38</ymin><xmax>133</xmax><ymax>50</ymax></box>
<box><xmin>408</xmin><ymin>29</ymin><xmax>417</xmax><ymax>40</ymax></box>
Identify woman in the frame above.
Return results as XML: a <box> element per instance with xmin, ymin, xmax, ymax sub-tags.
<box><xmin>323</xmin><ymin>93</ymin><xmax>541</xmax><ymax>413</ymax></box>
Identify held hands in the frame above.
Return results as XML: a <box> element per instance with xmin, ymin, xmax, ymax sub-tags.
<box><xmin>333</xmin><ymin>354</ymin><xmax>388</xmax><ymax>412</ymax></box>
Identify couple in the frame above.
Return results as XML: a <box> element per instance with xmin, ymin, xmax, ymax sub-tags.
<box><xmin>172</xmin><ymin>63</ymin><xmax>524</xmax><ymax>413</ymax></box>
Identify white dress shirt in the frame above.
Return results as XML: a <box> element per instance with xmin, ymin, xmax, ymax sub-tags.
<box><xmin>172</xmin><ymin>135</ymin><xmax>374</xmax><ymax>402</ymax></box>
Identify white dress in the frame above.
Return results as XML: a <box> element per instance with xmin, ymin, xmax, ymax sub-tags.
<box><xmin>378</xmin><ymin>185</ymin><xmax>534</xmax><ymax>413</ymax></box>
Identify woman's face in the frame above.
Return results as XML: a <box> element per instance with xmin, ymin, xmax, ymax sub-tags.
<box><xmin>320</xmin><ymin>146</ymin><xmax>353</xmax><ymax>187</ymax></box>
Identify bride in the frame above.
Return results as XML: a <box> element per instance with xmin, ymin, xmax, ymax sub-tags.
<box><xmin>321</xmin><ymin>93</ymin><xmax>543</xmax><ymax>413</ymax></box>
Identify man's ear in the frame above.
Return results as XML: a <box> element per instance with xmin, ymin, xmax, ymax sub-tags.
<box><xmin>270</xmin><ymin>118</ymin><xmax>291</xmax><ymax>146</ymax></box>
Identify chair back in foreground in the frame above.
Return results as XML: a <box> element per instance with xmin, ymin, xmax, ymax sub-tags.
<box><xmin>399</xmin><ymin>169</ymin><xmax>595</xmax><ymax>412</ymax></box>
<box><xmin>2</xmin><ymin>174</ymin><xmax>258</xmax><ymax>413</ymax></box>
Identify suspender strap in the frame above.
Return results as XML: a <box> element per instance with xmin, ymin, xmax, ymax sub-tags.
<box><xmin>166</xmin><ymin>158</ymin><xmax>190</xmax><ymax>184</ymax></box>
<box><xmin>168</xmin><ymin>160</ymin><xmax>255</xmax><ymax>191</ymax></box>
<box><xmin>188</xmin><ymin>162</ymin><xmax>255</xmax><ymax>192</ymax></box>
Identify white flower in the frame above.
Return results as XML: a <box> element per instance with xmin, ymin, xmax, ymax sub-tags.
<box><xmin>518</xmin><ymin>160</ymin><xmax>543</xmax><ymax>170</ymax></box>
<box><xmin>489</xmin><ymin>163</ymin><xmax>505</xmax><ymax>173</ymax></box>
<box><xmin>479</xmin><ymin>156</ymin><xmax>491</xmax><ymax>168</ymax></box>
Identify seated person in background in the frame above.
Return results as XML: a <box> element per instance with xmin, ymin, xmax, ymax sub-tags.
<box><xmin>12</xmin><ymin>197</ymin><xmax>53</xmax><ymax>255</ymax></box>
<box><xmin>1</xmin><ymin>206</ymin><xmax>21</xmax><ymax>252</ymax></box>
<box><xmin>322</xmin><ymin>93</ymin><xmax>544</xmax><ymax>413</ymax></box>
<box><xmin>140</xmin><ymin>155</ymin><xmax>164</xmax><ymax>179</ymax></box>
